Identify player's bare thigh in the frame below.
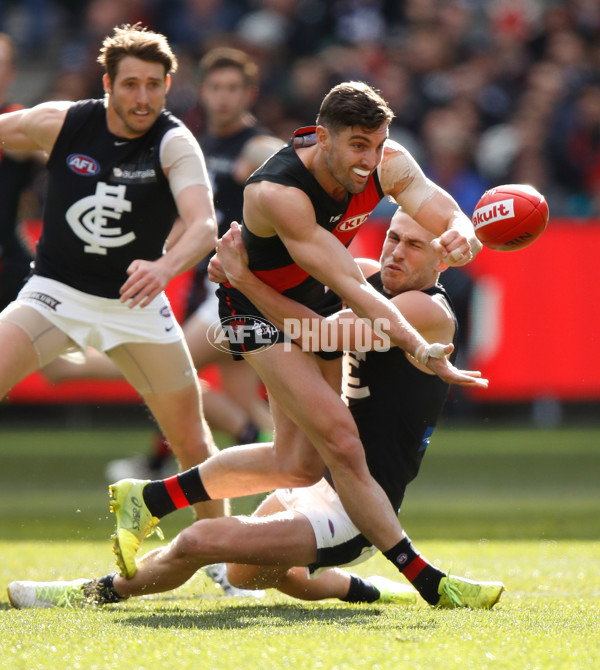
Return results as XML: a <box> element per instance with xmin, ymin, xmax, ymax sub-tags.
<box><xmin>0</xmin><ymin>304</ymin><xmax>77</xmax><ymax>395</ymax></box>
<box><xmin>106</xmin><ymin>339</ymin><xmax>197</xmax><ymax>395</ymax></box>
<box><xmin>226</xmin><ymin>493</ymin><xmax>316</xmax><ymax>588</ymax></box>
<box><xmin>106</xmin><ymin>340</ymin><xmax>218</xmax><ymax>474</ymax></box>
<box><xmin>244</xmin><ymin>343</ymin><xmax>349</xmax><ymax>464</ymax></box>
<box><xmin>181</xmin><ymin>310</ymin><xmax>222</xmax><ymax>368</ymax></box>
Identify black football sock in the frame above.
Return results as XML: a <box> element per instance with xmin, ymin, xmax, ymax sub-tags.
<box><xmin>142</xmin><ymin>467</ymin><xmax>211</xmax><ymax>519</ymax></box>
<box><xmin>383</xmin><ymin>537</ymin><xmax>446</xmax><ymax>605</ymax></box>
<box><xmin>341</xmin><ymin>574</ymin><xmax>381</xmax><ymax>603</ymax></box>
<box><xmin>84</xmin><ymin>573</ymin><xmax>127</xmax><ymax>604</ymax></box>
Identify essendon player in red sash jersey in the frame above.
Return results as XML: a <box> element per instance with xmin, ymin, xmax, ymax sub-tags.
<box><xmin>207</xmin><ymin>81</ymin><xmax>486</xmax><ymax>585</ymax></box>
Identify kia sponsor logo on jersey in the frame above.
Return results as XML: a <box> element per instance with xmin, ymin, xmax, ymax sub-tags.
<box><xmin>336</xmin><ymin>213</ymin><xmax>370</xmax><ymax>232</ymax></box>
<box><xmin>473</xmin><ymin>198</ymin><xmax>515</xmax><ymax>230</ymax></box>
<box><xmin>67</xmin><ymin>153</ymin><xmax>100</xmax><ymax>176</ymax></box>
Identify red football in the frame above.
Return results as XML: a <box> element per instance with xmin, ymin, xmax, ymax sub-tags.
<box><xmin>472</xmin><ymin>184</ymin><xmax>549</xmax><ymax>251</ymax></box>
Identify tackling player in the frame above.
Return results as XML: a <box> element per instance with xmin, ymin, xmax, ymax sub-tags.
<box><xmin>8</xmin><ymin>209</ymin><xmax>504</xmax><ymax>610</ymax></box>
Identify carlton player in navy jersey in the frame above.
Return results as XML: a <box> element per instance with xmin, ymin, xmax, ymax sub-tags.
<box><xmin>0</xmin><ymin>24</ymin><xmax>225</xmax><ymax>522</ymax></box>
<box><xmin>0</xmin><ymin>32</ymin><xmax>37</xmax><ymax>312</ymax></box>
<box><xmin>8</xmin><ymin>210</ymin><xmax>503</xmax><ymax>610</ymax></box>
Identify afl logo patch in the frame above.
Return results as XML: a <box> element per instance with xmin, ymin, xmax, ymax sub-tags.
<box><xmin>67</xmin><ymin>153</ymin><xmax>100</xmax><ymax>176</ymax></box>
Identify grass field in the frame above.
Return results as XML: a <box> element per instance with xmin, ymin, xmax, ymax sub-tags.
<box><xmin>1</xmin><ymin>423</ymin><xmax>599</xmax><ymax>669</ymax></box>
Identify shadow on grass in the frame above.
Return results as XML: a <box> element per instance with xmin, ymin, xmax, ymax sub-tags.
<box><xmin>118</xmin><ymin>603</ymin><xmax>436</xmax><ymax>631</ymax></box>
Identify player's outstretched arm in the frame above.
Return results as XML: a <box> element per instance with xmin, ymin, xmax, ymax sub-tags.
<box><xmin>379</xmin><ymin>142</ymin><xmax>482</xmax><ymax>266</ymax></box>
<box><xmin>216</xmin><ymin>222</ymin><xmax>488</xmax><ymax>389</ymax></box>
<box><xmin>0</xmin><ymin>101</ymin><xmax>70</xmax><ymax>153</ymax></box>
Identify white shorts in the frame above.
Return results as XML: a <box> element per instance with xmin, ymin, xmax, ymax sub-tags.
<box><xmin>14</xmin><ymin>275</ymin><xmax>184</xmax><ymax>354</ymax></box>
<box><xmin>275</xmin><ymin>479</ymin><xmax>377</xmax><ymax>576</ymax></box>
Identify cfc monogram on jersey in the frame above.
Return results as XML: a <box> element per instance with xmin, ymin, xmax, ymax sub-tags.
<box><xmin>66</xmin><ymin>182</ymin><xmax>133</xmax><ymax>255</ymax></box>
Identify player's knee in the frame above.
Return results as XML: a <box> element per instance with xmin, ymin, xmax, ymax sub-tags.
<box><xmin>163</xmin><ymin>422</ymin><xmax>218</xmax><ymax>465</ymax></box>
<box><xmin>320</xmin><ymin>425</ymin><xmax>366</xmax><ymax>473</ymax></box>
<box><xmin>172</xmin><ymin>520</ymin><xmax>231</xmax><ymax>562</ymax></box>
<box><xmin>179</xmin><ymin>518</ymin><xmax>241</xmax><ymax>561</ymax></box>
<box><xmin>275</xmin><ymin>450</ymin><xmax>324</xmax><ymax>487</ymax></box>
<box><xmin>170</xmin><ymin>525</ymin><xmax>205</xmax><ymax>560</ymax></box>
<box><xmin>268</xmin><ymin>448</ymin><xmax>325</xmax><ymax>488</ymax></box>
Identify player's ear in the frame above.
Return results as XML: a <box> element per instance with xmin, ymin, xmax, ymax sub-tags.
<box><xmin>165</xmin><ymin>74</ymin><xmax>172</xmax><ymax>93</ymax></box>
<box><xmin>102</xmin><ymin>73</ymin><xmax>112</xmax><ymax>94</ymax></box>
<box><xmin>435</xmin><ymin>258</ymin><xmax>448</xmax><ymax>273</ymax></box>
<box><xmin>316</xmin><ymin>125</ymin><xmax>330</xmax><ymax>150</ymax></box>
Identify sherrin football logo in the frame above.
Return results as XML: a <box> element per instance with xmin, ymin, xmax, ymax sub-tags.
<box><xmin>67</xmin><ymin>153</ymin><xmax>100</xmax><ymax>176</ymax></box>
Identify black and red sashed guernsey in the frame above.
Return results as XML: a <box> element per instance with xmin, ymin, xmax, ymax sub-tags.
<box><xmin>217</xmin><ymin>126</ymin><xmax>386</xmax><ymax>351</ymax></box>
<box><xmin>33</xmin><ymin>99</ymin><xmax>182</xmax><ymax>298</ymax></box>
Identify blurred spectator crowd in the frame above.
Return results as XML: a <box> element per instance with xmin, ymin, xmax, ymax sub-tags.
<box><xmin>2</xmin><ymin>0</ymin><xmax>600</xmax><ymax>217</ymax></box>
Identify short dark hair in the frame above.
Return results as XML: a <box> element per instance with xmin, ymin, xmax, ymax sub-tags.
<box><xmin>97</xmin><ymin>23</ymin><xmax>177</xmax><ymax>82</ymax></box>
<box><xmin>317</xmin><ymin>81</ymin><xmax>394</xmax><ymax>133</ymax></box>
<box><xmin>198</xmin><ymin>47</ymin><xmax>258</xmax><ymax>87</ymax></box>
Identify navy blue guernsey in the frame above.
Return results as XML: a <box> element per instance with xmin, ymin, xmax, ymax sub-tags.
<box><xmin>34</xmin><ymin>99</ymin><xmax>180</xmax><ymax>298</ymax></box>
<box><xmin>201</xmin><ymin>125</ymin><xmax>262</xmax><ymax>239</ymax></box>
<box><xmin>239</xmin><ymin>126</ymin><xmax>385</xmax><ymax>310</ymax></box>
<box><xmin>185</xmin><ymin>125</ymin><xmax>268</xmax><ymax>314</ymax></box>
<box><xmin>0</xmin><ymin>103</ymin><xmax>34</xmax><ymax>256</ymax></box>
<box><xmin>342</xmin><ymin>273</ymin><xmax>458</xmax><ymax>511</ymax></box>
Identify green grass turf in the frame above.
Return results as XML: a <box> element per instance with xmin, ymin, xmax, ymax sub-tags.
<box><xmin>1</xmin><ymin>541</ymin><xmax>599</xmax><ymax>670</ymax></box>
<box><xmin>1</xmin><ymin>425</ymin><xmax>598</xmax><ymax>541</ymax></box>
<box><xmin>0</xmin><ymin>425</ymin><xmax>599</xmax><ymax>668</ymax></box>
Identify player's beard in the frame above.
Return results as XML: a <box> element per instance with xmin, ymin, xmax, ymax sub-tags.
<box><xmin>111</xmin><ymin>97</ymin><xmax>162</xmax><ymax>137</ymax></box>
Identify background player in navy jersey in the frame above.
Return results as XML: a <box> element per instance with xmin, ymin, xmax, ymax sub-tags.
<box><xmin>106</xmin><ymin>47</ymin><xmax>281</xmax><ymax>483</ymax></box>
<box><xmin>0</xmin><ymin>32</ymin><xmax>38</xmax><ymax>312</ymax></box>
<box><xmin>110</xmin><ymin>80</ymin><xmax>490</xmax><ymax>585</ymax></box>
<box><xmin>7</xmin><ymin>209</ymin><xmax>503</xmax><ymax>610</ymax></box>
<box><xmin>0</xmin><ymin>24</ymin><xmax>225</xmax><ymax>522</ymax></box>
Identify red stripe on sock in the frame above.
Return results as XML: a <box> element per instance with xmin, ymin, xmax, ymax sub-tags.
<box><xmin>164</xmin><ymin>475</ymin><xmax>189</xmax><ymax>509</ymax></box>
<box><xmin>402</xmin><ymin>555</ymin><xmax>428</xmax><ymax>582</ymax></box>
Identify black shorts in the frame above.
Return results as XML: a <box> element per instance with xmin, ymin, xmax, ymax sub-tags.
<box><xmin>216</xmin><ymin>284</ymin><xmax>343</xmax><ymax>361</ymax></box>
